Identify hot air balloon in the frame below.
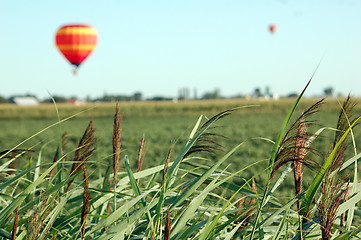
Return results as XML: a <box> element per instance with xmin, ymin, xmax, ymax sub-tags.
<box><xmin>269</xmin><ymin>24</ymin><xmax>277</xmax><ymax>34</ymax></box>
<box><xmin>55</xmin><ymin>24</ymin><xmax>98</xmax><ymax>74</ymax></box>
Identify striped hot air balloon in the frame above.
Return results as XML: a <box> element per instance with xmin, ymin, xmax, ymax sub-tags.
<box><xmin>269</xmin><ymin>24</ymin><xmax>277</xmax><ymax>34</ymax></box>
<box><xmin>55</xmin><ymin>24</ymin><xmax>98</xmax><ymax>72</ymax></box>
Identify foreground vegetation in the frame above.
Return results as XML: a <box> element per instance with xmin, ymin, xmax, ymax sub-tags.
<box><xmin>1</xmin><ymin>83</ymin><xmax>361</xmax><ymax>239</ymax></box>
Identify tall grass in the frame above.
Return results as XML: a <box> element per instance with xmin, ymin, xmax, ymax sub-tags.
<box><xmin>1</xmin><ymin>84</ymin><xmax>361</xmax><ymax>239</ymax></box>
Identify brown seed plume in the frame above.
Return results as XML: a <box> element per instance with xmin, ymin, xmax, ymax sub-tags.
<box><xmin>271</xmin><ymin>98</ymin><xmax>325</xmax><ymax>180</ymax></box>
<box><xmin>235</xmin><ymin>195</ymin><xmax>245</xmax><ymax>219</ymax></box>
<box><xmin>67</xmin><ymin>119</ymin><xmax>96</xmax><ymax>192</ymax></box>
<box><xmin>249</xmin><ymin>179</ymin><xmax>257</xmax><ymax>208</ymax></box>
<box><xmin>183</xmin><ymin>109</ymin><xmax>235</xmax><ymax>160</ymax></box>
<box><xmin>136</xmin><ymin>134</ymin><xmax>146</xmax><ymax>184</ymax></box>
<box><xmin>232</xmin><ymin>179</ymin><xmax>258</xmax><ymax>238</ymax></box>
<box><xmin>113</xmin><ymin>103</ymin><xmax>122</xmax><ymax>189</ymax></box>
<box><xmin>103</xmin><ymin>166</ymin><xmax>112</xmax><ymax>228</ymax></box>
<box><xmin>244</xmin><ymin>179</ymin><xmax>257</xmax><ymax>223</ymax></box>
<box><xmin>12</xmin><ymin>205</ymin><xmax>19</xmax><ymax>240</ymax></box>
<box><xmin>183</xmin><ymin>132</ymin><xmax>225</xmax><ymax>160</ymax></box>
<box><xmin>81</xmin><ymin>165</ymin><xmax>90</xmax><ymax>239</ymax></box>
<box><xmin>0</xmin><ymin>149</ymin><xmax>34</xmax><ymax>159</ymax></box>
<box><xmin>334</xmin><ymin>96</ymin><xmax>358</xmax><ymax>147</ymax></box>
<box><xmin>25</xmin><ymin>193</ymin><xmax>55</xmax><ymax>240</ymax></box>
<box><xmin>316</xmin><ymin>96</ymin><xmax>359</xmax><ymax>239</ymax></box>
<box><xmin>164</xmin><ymin>206</ymin><xmax>172</xmax><ymax>240</ymax></box>
<box><xmin>163</xmin><ymin>144</ymin><xmax>174</xmax><ymax>185</ymax></box>
<box><xmin>294</xmin><ymin>116</ymin><xmax>306</xmax><ymax>212</ymax></box>
<box><xmin>340</xmin><ymin>183</ymin><xmax>350</xmax><ymax>228</ymax></box>
<box><xmin>317</xmin><ymin>172</ymin><xmax>348</xmax><ymax>240</ymax></box>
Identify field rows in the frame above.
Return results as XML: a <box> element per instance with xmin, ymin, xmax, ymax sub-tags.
<box><xmin>1</xmin><ymin>97</ymin><xmax>360</xmax><ymax>189</ymax></box>
<box><xmin>2</xmin><ymin>97</ymin><xmax>361</xmax><ymax>238</ymax></box>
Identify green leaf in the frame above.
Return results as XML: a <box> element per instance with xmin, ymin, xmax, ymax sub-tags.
<box><xmin>0</xmin><ymin>159</ymin><xmax>61</xmax><ymax>225</ymax></box>
<box><xmin>186</xmin><ymin>115</ymin><xmax>203</xmax><ymax>146</ymax></box>
<box><xmin>97</xmin><ymin>198</ymin><xmax>158</xmax><ymax>240</ymax></box>
<box><xmin>271</xmin><ymin>209</ymin><xmax>289</xmax><ymax>240</ymax></box>
<box><xmin>87</xmin><ymin>190</ymin><xmax>155</xmax><ymax>236</ymax></box>
<box><xmin>0</xmin><ymin>228</ymin><xmax>11</xmax><ymax>239</ymax></box>
<box><xmin>171</xmin><ymin>141</ymin><xmax>245</xmax><ymax>209</ymax></box>
<box><xmin>38</xmin><ymin>194</ymin><xmax>69</xmax><ymax>240</ymax></box>
<box><xmin>124</xmin><ymin>155</ymin><xmax>142</xmax><ymax>198</ymax></box>
<box><xmin>337</xmin><ymin>186</ymin><xmax>361</xmax><ymax>216</ymax></box>
<box><xmin>167</xmin><ymin>109</ymin><xmax>235</xmax><ymax>186</ymax></box>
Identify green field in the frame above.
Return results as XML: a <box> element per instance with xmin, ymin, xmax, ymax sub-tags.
<box><xmin>1</xmin><ymin>97</ymin><xmax>360</xmax><ymax>189</ymax></box>
<box><xmin>2</xmin><ymin>97</ymin><xmax>361</xmax><ymax>239</ymax></box>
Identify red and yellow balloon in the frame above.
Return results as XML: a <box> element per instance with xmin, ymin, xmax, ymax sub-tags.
<box><xmin>269</xmin><ymin>24</ymin><xmax>277</xmax><ymax>34</ymax></box>
<box><xmin>55</xmin><ymin>24</ymin><xmax>98</xmax><ymax>73</ymax></box>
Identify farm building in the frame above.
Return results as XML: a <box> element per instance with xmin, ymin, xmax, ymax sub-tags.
<box><xmin>11</xmin><ymin>97</ymin><xmax>39</xmax><ymax>106</ymax></box>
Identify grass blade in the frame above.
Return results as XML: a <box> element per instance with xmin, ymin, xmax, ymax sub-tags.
<box><xmin>0</xmin><ymin>159</ymin><xmax>62</xmax><ymax>225</ymax></box>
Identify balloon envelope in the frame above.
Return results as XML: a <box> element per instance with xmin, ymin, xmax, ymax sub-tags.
<box><xmin>55</xmin><ymin>24</ymin><xmax>98</xmax><ymax>68</ymax></box>
<box><xmin>269</xmin><ymin>24</ymin><xmax>277</xmax><ymax>34</ymax></box>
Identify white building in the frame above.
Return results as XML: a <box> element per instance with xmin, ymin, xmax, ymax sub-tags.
<box><xmin>12</xmin><ymin>97</ymin><xmax>39</xmax><ymax>106</ymax></box>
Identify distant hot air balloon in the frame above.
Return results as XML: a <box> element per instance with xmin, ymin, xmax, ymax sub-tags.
<box><xmin>269</xmin><ymin>24</ymin><xmax>277</xmax><ymax>34</ymax></box>
<box><xmin>55</xmin><ymin>24</ymin><xmax>98</xmax><ymax>74</ymax></box>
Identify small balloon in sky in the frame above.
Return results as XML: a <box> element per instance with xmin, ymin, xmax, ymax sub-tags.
<box><xmin>55</xmin><ymin>24</ymin><xmax>98</xmax><ymax>74</ymax></box>
<box><xmin>268</xmin><ymin>24</ymin><xmax>277</xmax><ymax>34</ymax></box>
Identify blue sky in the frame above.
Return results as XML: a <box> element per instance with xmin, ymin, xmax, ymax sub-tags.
<box><xmin>1</xmin><ymin>1</ymin><xmax>360</xmax><ymax>99</ymax></box>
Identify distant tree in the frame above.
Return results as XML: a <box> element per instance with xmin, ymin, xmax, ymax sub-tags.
<box><xmin>132</xmin><ymin>92</ymin><xmax>143</xmax><ymax>101</ymax></box>
<box><xmin>24</xmin><ymin>93</ymin><xmax>37</xmax><ymax>98</ymax></box>
<box><xmin>0</xmin><ymin>95</ymin><xmax>8</xmax><ymax>103</ymax></box>
<box><xmin>42</xmin><ymin>96</ymin><xmax>68</xmax><ymax>103</ymax></box>
<box><xmin>114</xmin><ymin>95</ymin><xmax>129</xmax><ymax>101</ymax></box>
<box><xmin>95</xmin><ymin>94</ymin><xmax>142</xmax><ymax>102</ymax></box>
<box><xmin>99</xmin><ymin>95</ymin><xmax>115</xmax><ymax>102</ymax></box>
<box><xmin>214</xmin><ymin>88</ymin><xmax>221</xmax><ymax>99</ymax></box>
<box><xmin>148</xmin><ymin>96</ymin><xmax>172</xmax><ymax>101</ymax></box>
<box><xmin>323</xmin><ymin>87</ymin><xmax>334</xmax><ymax>97</ymax></box>
<box><xmin>287</xmin><ymin>92</ymin><xmax>298</xmax><ymax>98</ymax></box>
<box><xmin>201</xmin><ymin>92</ymin><xmax>214</xmax><ymax>100</ymax></box>
<box><xmin>201</xmin><ymin>88</ymin><xmax>222</xmax><ymax>100</ymax></box>
<box><xmin>230</xmin><ymin>93</ymin><xmax>245</xmax><ymax>99</ymax></box>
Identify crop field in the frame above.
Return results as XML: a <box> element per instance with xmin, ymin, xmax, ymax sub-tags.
<box><xmin>1</xmin><ymin>98</ymin><xmax>360</xmax><ymax>189</ymax></box>
<box><xmin>2</xmin><ymin>96</ymin><xmax>361</xmax><ymax>239</ymax></box>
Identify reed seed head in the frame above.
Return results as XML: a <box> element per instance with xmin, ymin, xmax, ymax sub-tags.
<box><xmin>164</xmin><ymin>206</ymin><xmax>172</xmax><ymax>240</ymax></box>
<box><xmin>136</xmin><ymin>134</ymin><xmax>146</xmax><ymax>184</ymax></box>
<box><xmin>67</xmin><ymin>119</ymin><xmax>96</xmax><ymax>192</ymax></box>
<box><xmin>81</xmin><ymin>165</ymin><xmax>90</xmax><ymax>239</ymax></box>
<box><xmin>113</xmin><ymin>102</ymin><xmax>122</xmax><ymax>188</ymax></box>
<box><xmin>12</xmin><ymin>205</ymin><xmax>19</xmax><ymax>240</ymax></box>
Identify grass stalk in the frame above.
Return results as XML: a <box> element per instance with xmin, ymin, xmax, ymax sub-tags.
<box><xmin>136</xmin><ymin>134</ymin><xmax>146</xmax><ymax>185</ymax></box>
<box><xmin>80</xmin><ymin>165</ymin><xmax>90</xmax><ymax>239</ymax></box>
<box><xmin>11</xmin><ymin>205</ymin><xmax>19</xmax><ymax>240</ymax></box>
